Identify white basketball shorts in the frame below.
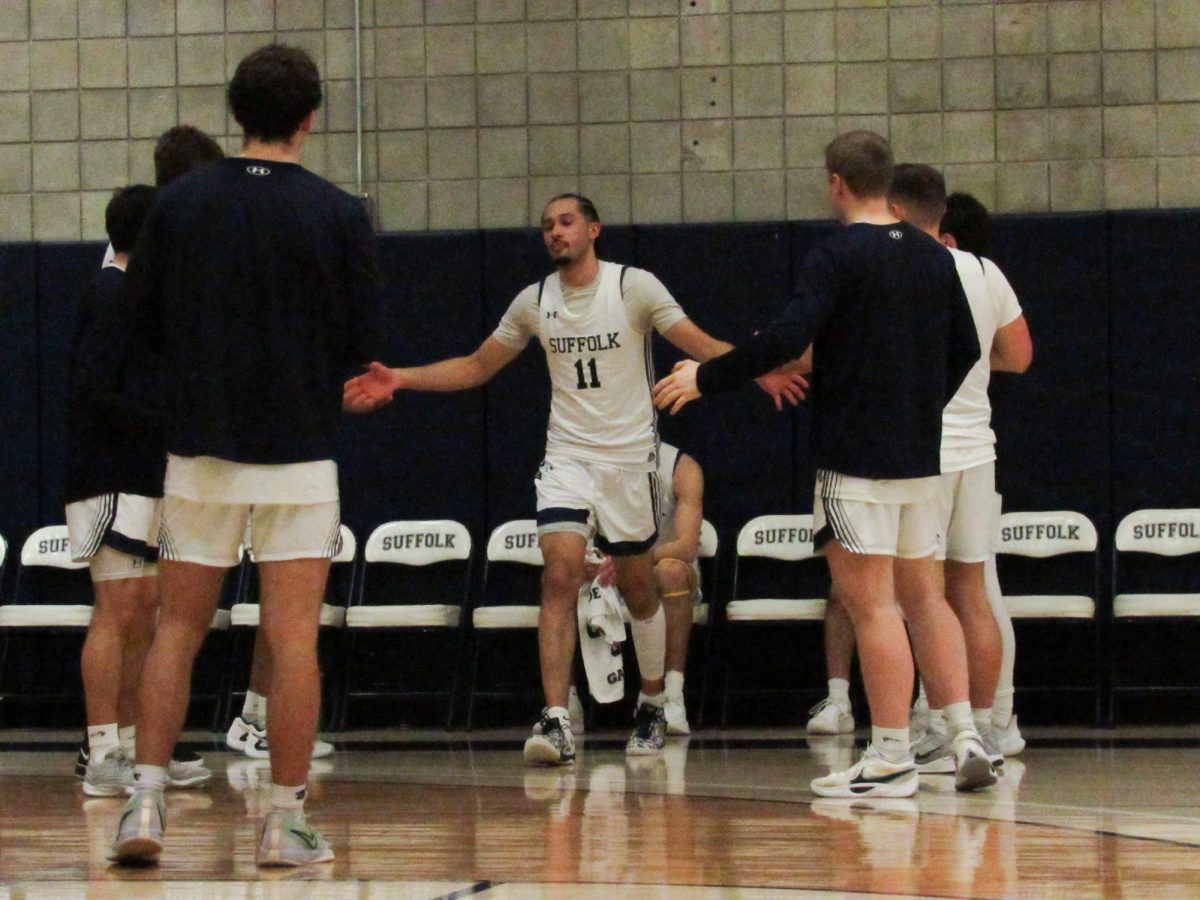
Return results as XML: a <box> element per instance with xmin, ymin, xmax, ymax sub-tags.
<box><xmin>159</xmin><ymin>497</ymin><xmax>342</xmax><ymax>568</ymax></box>
<box><xmin>936</xmin><ymin>461</ymin><xmax>996</xmax><ymax>563</ymax></box>
<box><xmin>535</xmin><ymin>454</ymin><xmax>658</xmax><ymax>556</ymax></box>
<box><xmin>65</xmin><ymin>493</ymin><xmax>160</xmax><ymax>576</ymax></box>
<box><xmin>813</xmin><ymin>470</ymin><xmax>941</xmax><ymax>559</ymax></box>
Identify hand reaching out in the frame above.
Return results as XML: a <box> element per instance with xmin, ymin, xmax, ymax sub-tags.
<box><xmin>652</xmin><ymin>359</ymin><xmax>701</xmax><ymax>415</ymax></box>
<box><xmin>755</xmin><ymin>370</ymin><xmax>809</xmax><ymax>411</ymax></box>
<box><xmin>342</xmin><ymin>362</ymin><xmax>400</xmax><ymax>414</ymax></box>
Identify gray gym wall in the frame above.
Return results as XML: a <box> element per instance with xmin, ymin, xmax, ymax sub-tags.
<box><xmin>1</xmin><ymin>0</ymin><xmax>1197</xmax><ymax>239</ymax></box>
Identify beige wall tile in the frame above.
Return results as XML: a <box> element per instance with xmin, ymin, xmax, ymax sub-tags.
<box><xmin>943</xmin><ymin>58</ymin><xmax>995</xmax><ymax>111</ymax></box>
<box><xmin>0</xmin><ymin>93</ymin><xmax>33</xmax><ymax>143</ymax></box>
<box><xmin>427</xmin><ymin>76</ymin><xmax>478</xmax><ymax>127</ymax></box>
<box><xmin>681</xmin><ymin>68</ymin><xmax>731</xmax><ymax>118</ymax></box>
<box><xmin>81</xmin><ymin>140</ymin><xmax>129</xmax><ymax>189</ymax></box>
<box><xmin>529</xmin><ymin>72</ymin><xmax>579</xmax><ymax>123</ymax></box>
<box><xmin>580</xmin><ymin>173</ymin><xmax>631</xmax><ymax>223</ymax></box>
<box><xmin>943</xmin><ymin>110</ymin><xmax>995</xmax><ymax>163</ymax></box>
<box><xmin>1103</xmin><ymin>105</ymin><xmax>1157</xmax><ymax>157</ymax></box>
<box><xmin>784</xmin><ymin>114</ymin><xmax>836</xmax><ymax>168</ymax></box>
<box><xmin>995</xmin><ymin>161</ymin><xmax>1049</xmax><ymax>211</ymax></box>
<box><xmin>1049</xmin><ymin>53</ymin><xmax>1100</xmax><ymax>106</ymax></box>
<box><xmin>32</xmin><ymin>92</ymin><xmax>80</xmax><ymax>142</ymax></box>
<box><xmin>580</xmin><ymin>123</ymin><xmax>630</xmax><ymax>175</ymax></box>
<box><xmin>889</xmin><ymin>111</ymin><xmax>942</xmax><ymax>163</ymax></box>
<box><xmin>890</xmin><ymin>61</ymin><xmax>941</xmax><ymax>113</ymax></box>
<box><xmin>427</xmin><ymin>25</ymin><xmax>477</xmax><ymax>75</ymax></box>
<box><xmin>996</xmin><ymin>55</ymin><xmax>1047</xmax><ymax>108</ymax></box>
<box><xmin>0</xmin><ymin>6</ymin><xmax>30</xmax><ymax>41</ymax></box>
<box><xmin>34</xmin><ymin>192</ymin><xmax>83</xmax><ymax>240</ymax></box>
<box><xmin>529</xmin><ymin>124</ymin><xmax>579</xmax><ymax>174</ymax></box>
<box><xmin>479</xmin><ymin>126</ymin><xmax>529</xmax><ymax>177</ymax></box>
<box><xmin>478</xmin><ymin>0</ymin><xmax>526</xmax><ymax>23</ymax></box>
<box><xmin>1104</xmin><ymin>157</ymin><xmax>1155</xmax><ymax>208</ymax></box>
<box><xmin>225</xmin><ymin>0</ymin><xmax>275</xmax><ymax>31</ymax></box>
<box><xmin>786</xmin><ymin>166</ymin><xmax>829</xmax><ymax>219</ymax></box>
<box><xmin>128</xmin><ymin>87</ymin><xmax>177</xmax><ymax>138</ymax></box>
<box><xmin>477</xmin><ymin>73</ymin><xmax>526</xmax><ymax>126</ymax></box>
<box><xmin>785</xmin><ymin>63</ymin><xmax>836</xmax><ymax>115</ymax></box>
<box><xmin>889</xmin><ymin>7</ymin><xmax>941</xmax><ymax>61</ymax></box>
<box><xmin>631</xmin><ymin>172</ymin><xmax>682</xmax><ymax>222</ymax></box>
<box><xmin>429</xmin><ymin>127</ymin><xmax>479</xmax><ymax>178</ymax></box>
<box><xmin>783</xmin><ymin>10</ymin><xmax>835</xmax><ymax>62</ymax></box>
<box><xmin>733</xmin><ymin>65</ymin><xmax>784</xmax><ymax>116</ymax></box>
<box><xmin>579</xmin><ymin>71</ymin><xmax>629</xmax><ymax>122</ymax></box>
<box><xmin>276</xmin><ymin>0</ymin><xmax>324</xmax><ymax>30</ymax></box>
<box><xmin>1050</xmin><ymin>158</ymin><xmax>1103</xmax><ymax>209</ymax></box>
<box><xmin>1157</xmin><ymin>103</ymin><xmax>1200</xmax><ymax>156</ymax></box>
<box><xmin>427</xmin><ymin>0</ymin><xmax>475</xmax><ymax>24</ymax></box>
<box><xmin>178</xmin><ymin>85</ymin><xmax>228</xmax><ymax>136</ymax></box>
<box><xmin>0</xmin><ymin>193</ymin><xmax>33</xmax><ymax>239</ymax></box>
<box><xmin>128</xmin><ymin>37</ymin><xmax>176</xmax><ymax>87</ymax></box>
<box><xmin>177</xmin><ymin>0</ymin><xmax>226</xmax><ymax>34</ymax></box>
<box><xmin>1157</xmin><ymin>156</ymin><xmax>1200</xmax><ymax>206</ymax></box>
<box><xmin>31</xmin><ymin>40</ymin><xmax>79</xmax><ymax>90</ymax></box>
<box><xmin>578</xmin><ymin>18</ymin><xmax>629</xmax><ymax>70</ymax></box>
<box><xmin>375</xmin><ymin>0</ymin><xmax>424</xmax><ymax>26</ymax></box>
<box><xmin>942</xmin><ymin>6</ymin><xmax>994</xmax><ymax>58</ymax></box>
<box><xmin>33</xmin><ymin>0</ymin><xmax>80</xmax><ymax>40</ymax></box>
<box><xmin>178</xmin><ymin>35</ymin><xmax>227</xmax><ymax>85</ymax></box>
<box><xmin>683</xmin><ymin>171</ymin><xmax>734</xmax><ymax>221</ymax></box>
<box><xmin>682</xmin><ymin>118</ymin><xmax>732</xmax><ymax>170</ymax></box>
<box><xmin>733</xmin><ymin>13</ymin><xmax>783</xmax><ymax>64</ymax></box>
<box><xmin>1102</xmin><ymin>51</ymin><xmax>1155</xmax><ymax>105</ymax></box>
<box><xmin>527</xmin><ymin>21</ymin><xmax>578</xmax><ymax>71</ymax></box>
<box><xmin>631</xmin><ymin>120</ymin><xmax>681</xmax><ymax>172</ymax></box>
<box><xmin>733</xmin><ymin>117</ymin><xmax>783</xmax><ymax>168</ymax></box>
<box><xmin>376</xmin><ymin>28</ymin><xmax>425</xmax><ymax>77</ymax></box>
<box><xmin>996</xmin><ymin>108</ymin><xmax>1047</xmax><ymax>160</ymax></box>
<box><xmin>836</xmin><ymin>62</ymin><xmax>888</xmax><ymax>113</ymax></box>
<box><xmin>1049</xmin><ymin>106</ymin><xmax>1102</xmax><ymax>158</ymax></box>
<box><xmin>34</xmin><ymin>142</ymin><xmax>81</xmax><ymax>191</ymax></box>
<box><xmin>0</xmin><ymin>43</ymin><xmax>31</xmax><ymax>92</ymax></box>
<box><xmin>378</xmin><ymin>130</ymin><xmax>428</xmax><ymax>178</ymax></box>
<box><xmin>630</xmin><ymin>69</ymin><xmax>680</xmax><ymax>120</ymax></box>
<box><xmin>1049</xmin><ymin>0</ymin><xmax>1100</xmax><ymax>52</ymax></box>
<box><xmin>1102</xmin><ymin>0</ymin><xmax>1154</xmax><ymax>50</ymax></box>
<box><xmin>943</xmin><ymin>162</ymin><xmax>996</xmax><ymax>209</ymax></box>
<box><xmin>734</xmin><ymin>169</ymin><xmax>785</xmax><ymax>220</ymax></box>
<box><xmin>630</xmin><ymin>17</ymin><xmax>680</xmax><ymax>69</ymax></box>
<box><xmin>80</xmin><ymin>39</ymin><xmax>129</xmax><ymax>89</ymax></box>
<box><xmin>477</xmin><ymin>22</ymin><xmax>527</xmax><ymax>73</ymax></box>
<box><xmin>129</xmin><ymin>0</ymin><xmax>175</xmax><ymax>35</ymax></box>
<box><xmin>835</xmin><ymin>9</ymin><xmax>887</xmax><ymax>61</ymax></box>
<box><xmin>377</xmin><ymin>78</ymin><xmax>427</xmax><ymax>129</ymax></box>
<box><xmin>377</xmin><ymin>180</ymin><xmax>427</xmax><ymax>230</ymax></box>
<box><xmin>1158</xmin><ymin>49</ymin><xmax>1200</xmax><ymax>102</ymax></box>
<box><xmin>0</xmin><ymin>144</ymin><xmax>33</xmax><ymax>192</ymax></box>
<box><xmin>479</xmin><ymin>177</ymin><xmax>529</xmax><ymax>227</ymax></box>
<box><xmin>682</xmin><ymin>15</ymin><xmax>731</xmax><ymax>66</ymax></box>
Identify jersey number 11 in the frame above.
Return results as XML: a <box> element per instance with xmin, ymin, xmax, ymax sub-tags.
<box><xmin>574</xmin><ymin>358</ymin><xmax>601</xmax><ymax>390</ymax></box>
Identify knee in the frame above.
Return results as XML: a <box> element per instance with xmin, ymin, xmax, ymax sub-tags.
<box><xmin>655</xmin><ymin>559</ymin><xmax>691</xmax><ymax>595</ymax></box>
<box><xmin>542</xmin><ymin>561</ymin><xmax>582</xmax><ymax>602</ymax></box>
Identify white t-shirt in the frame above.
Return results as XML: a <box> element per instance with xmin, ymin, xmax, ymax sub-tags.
<box><xmin>164</xmin><ymin>454</ymin><xmax>339</xmax><ymax>504</ymax></box>
<box><xmin>493</xmin><ymin>263</ymin><xmax>687</xmax><ymax>470</ymax></box>
<box><xmin>940</xmin><ymin>250</ymin><xmax>1023</xmax><ymax>473</ymax></box>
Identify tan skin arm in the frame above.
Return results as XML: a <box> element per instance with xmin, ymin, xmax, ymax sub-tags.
<box><xmin>990</xmin><ymin>315</ymin><xmax>1033</xmax><ymax>373</ymax></box>
<box><xmin>343</xmin><ymin>336</ymin><xmax>522</xmax><ymax>412</ymax></box>
<box><xmin>653</xmin><ymin>454</ymin><xmax>704</xmax><ymax>566</ymax></box>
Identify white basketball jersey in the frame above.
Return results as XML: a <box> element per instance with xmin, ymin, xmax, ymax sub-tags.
<box><xmin>537</xmin><ymin>261</ymin><xmax>658</xmax><ymax>471</ymax></box>
<box><xmin>655</xmin><ymin>442</ymin><xmax>681</xmax><ymax>541</ymax></box>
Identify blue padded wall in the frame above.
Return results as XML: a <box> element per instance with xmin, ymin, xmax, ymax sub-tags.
<box><xmin>0</xmin><ymin>245</ymin><xmax>40</xmax><ymax>558</ymax></box>
<box><xmin>989</xmin><ymin>215</ymin><xmax>1111</xmax><ymax>535</ymax></box>
<box><xmin>480</xmin><ymin>225</ymin><xmax>635</xmax><ymax>530</ymax></box>
<box><xmin>36</xmin><ymin>243</ymin><xmax>108</xmax><ymax>526</ymax></box>
<box><xmin>636</xmin><ymin>223</ymin><xmax>798</xmax><ymax>540</ymax></box>
<box><xmin>337</xmin><ymin>232</ymin><xmax>487</xmax><ymax>539</ymax></box>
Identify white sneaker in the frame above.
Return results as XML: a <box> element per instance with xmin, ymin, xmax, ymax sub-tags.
<box><xmin>806</xmin><ymin>697</ymin><xmax>854</xmax><ymax>735</ymax></box>
<box><xmin>167</xmin><ymin>758</ymin><xmax>212</xmax><ymax>789</ymax></box>
<box><xmin>993</xmin><ymin>714</ymin><xmax>1026</xmax><ymax>756</ymax></box>
<box><xmin>226</xmin><ymin>716</ymin><xmax>263</xmax><ymax>753</ymax></box>
<box><xmin>523</xmin><ymin>709</ymin><xmax>576</xmax><ymax>766</ymax></box>
<box><xmin>568</xmin><ymin>686</ymin><xmax>585</xmax><ymax>735</ymax></box>
<box><xmin>810</xmin><ymin>744</ymin><xmax>917</xmax><ymax>799</ymax></box>
<box><xmin>909</xmin><ymin>703</ymin><xmax>931</xmax><ymax>742</ymax></box>
<box><xmin>952</xmin><ymin>730</ymin><xmax>998</xmax><ymax>792</ymax></box>
<box><xmin>83</xmin><ymin>750</ymin><xmax>134</xmax><ymax>798</ymax></box>
<box><xmin>256</xmin><ymin>810</ymin><xmax>334</xmax><ymax>867</ymax></box>
<box><xmin>243</xmin><ymin>730</ymin><xmax>334</xmax><ymax>761</ymax></box>
<box><xmin>912</xmin><ymin>725</ymin><xmax>954</xmax><ymax>775</ymax></box>
<box><xmin>663</xmin><ymin>694</ymin><xmax>690</xmax><ymax>736</ymax></box>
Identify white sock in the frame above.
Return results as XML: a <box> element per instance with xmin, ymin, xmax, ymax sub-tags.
<box><xmin>929</xmin><ymin>708</ymin><xmax>945</xmax><ymax>731</ymax></box>
<box><xmin>973</xmin><ymin>707</ymin><xmax>993</xmax><ymax>734</ymax></box>
<box><xmin>118</xmin><ymin>725</ymin><xmax>137</xmax><ymax>759</ymax></box>
<box><xmin>271</xmin><ymin>782</ymin><xmax>307</xmax><ymax>812</ymax></box>
<box><xmin>88</xmin><ymin>724</ymin><xmax>120</xmax><ymax>763</ymax></box>
<box><xmin>242</xmin><ymin>690</ymin><xmax>265</xmax><ymax>726</ymax></box>
<box><xmin>638</xmin><ymin>690</ymin><xmax>665</xmax><ymax>709</ymax></box>
<box><xmin>915</xmin><ymin>678</ymin><xmax>929</xmax><ymax>709</ymax></box>
<box><xmin>664</xmin><ymin>670</ymin><xmax>685</xmax><ymax>700</ymax></box>
<box><xmin>630</xmin><ymin>603</ymin><xmax>666</xmax><ymax>682</ymax></box>
<box><xmin>943</xmin><ymin>701</ymin><xmax>975</xmax><ymax>740</ymax></box>
<box><xmin>546</xmin><ymin>705</ymin><xmax>570</xmax><ymax>726</ymax></box>
<box><xmin>871</xmin><ymin>726</ymin><xmax>911</xmax><ymax>764</ymax></box>
<box><xmin>259</xmin><ymin>697</ymin><xmax>269</xmax><ymax>732</ymax></box>
<box><xmin>993</xmin><ymin>687</ymin><xmax>1015</xmax><ymax>728</ymax></box>
<box><xmin>133</xmin><ymin>764</ymin><xmax>170</xmax><ymax>791</ymax></box>
<box><xmin>828</xmin><ymin>677</ymin><xmax>850</xmax><ymax>708</ymax></box>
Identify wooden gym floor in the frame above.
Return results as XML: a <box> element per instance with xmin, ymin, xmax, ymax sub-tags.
<box><xmin>2</xmin><ymin>727</ymin><xmax>1199</xmax><ymax>897</ymax></box>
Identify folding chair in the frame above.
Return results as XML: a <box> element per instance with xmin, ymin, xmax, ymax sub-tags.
<box><xmin>0</xmin><ymin>526</ymin><xmax>92</xmax><ymax>716</ymax></box>
<box><xmin>995</xmin><ymin>510</ymin><xmax>1102</xmax><ymax>724</ymax></box>
<box><xmin>719</xmin><ymin>514</ymin><xmax>827</xmax><ymax>727</ymax></box>
<box><xmin>339</xmin><ymin>520</ymin><xmax>471</xmax><ymax>728</ymax></box>
<box><xmin>1110</xmin><ymin>509</ymin><xmax>1200</xmax><ymax>724</ymax></box>
<box><xmin>466</xmin><ymin>519</ymin><xmax>542</xmax><ymax>729</ymax></box>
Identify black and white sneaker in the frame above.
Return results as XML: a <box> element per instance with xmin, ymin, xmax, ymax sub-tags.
<box><xmin>523</xmin><ymin>709</ymin><xmax>576</xmax><ymax>766</ymax></box>
<box><xmin>811</xmin><ymin>744</ymin><xmax>918</xmax><ymax>798</ymax></box>
<box><xmin>75</xmin><ymin>740</ymin><xmax>89</xmax><ymax>779</ymax></box>
<box><xmin>625</xmin><ymin>702</ymin><xmax>667</xmax><ymax>756</ymax></box>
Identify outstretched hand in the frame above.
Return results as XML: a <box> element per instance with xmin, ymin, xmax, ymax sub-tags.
<box><xmin>343</xmin><ymin>362</ymin><xmax>399</xmax><ymax>414</ymax></box>
<box><xmin>755</xmin><ymin>370</ymin><xmax>809</xmax><ymax>411</ymax></box>
<box><xmin>652</xmin><ymin>359</ymin><xmax>701</xmax><ymax>415</ymax></box>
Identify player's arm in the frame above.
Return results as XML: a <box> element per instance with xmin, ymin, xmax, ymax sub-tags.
<box><xmin>343</xmin><ymin>337</ymin><xmax>521</xmax><ymax>411</ymax></box>
<box><xmin>990</xmin><ymin>315</ymin><xmax>1032</xmax><ymax>373</ymax></box>
<box><xmin>661</xmin><ymin>318</ymin><xmax>732</xmax><ymax>362</ymax></box>
<box><xmin>653</xmin><ymin>455</ymin><xmax>704</xmax><ymax>566</ymax></box>
<box><xmin>653</xmin><ymin>245</ymin><xmax>837</xmax><ymax>414</ymax></box>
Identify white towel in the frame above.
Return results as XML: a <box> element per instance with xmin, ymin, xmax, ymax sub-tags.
<box><xmin>577</xmin><ymin>578</ymin><xmax>626</xmax><ymax>703</ymax></box>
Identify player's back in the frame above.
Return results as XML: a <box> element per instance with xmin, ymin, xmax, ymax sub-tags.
<box><xmin>806</xmin><ymin>221</ymin><xmax>977</xmax><ymax>480</ymax></box>
<box><xmin>135</xmin><ymin>158</ymin><xmax>379</xmax><ymax>465</ymax></box>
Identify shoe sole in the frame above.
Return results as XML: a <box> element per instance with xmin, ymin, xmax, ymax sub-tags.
<box><xmin>997</xmin><ymin>739</ymin><xmax>1026</xmax><ymax>756</ymax></box>
<box><xmin>916</xmin><ymin>757</ymin><xmax>955</xmax><ymax>775</ymax></box>
<box><xmin>82</xmin><ymin>781</ymin><xmax>131</xmax><ymax>798</ymax></box>
<box><xmin>811</xmin><ymin>776</ymin><xmax>918</xmax><ymax>799</ymax></box>
<box><xmin>257</xmin><ymin>849</ymin><xmax>335</xmax><ymax>867</ymax></box>
<box><xmin>226</xmin><ymin>736</ymin><xmax>248</xmax><ymax>752</ymax></box>
<box><xmin>110</xmin><ymin>836</ymin><xmax>162</xmax><ymax>864</ymax></box>
<box><xmin>806</xmin><ymin>723</ymin><xmax>855</xmax><ymax>736</ymax></box>
<box><xmin>666</xmin><ymin>724</ymin><xmax>690</xmax><ymax>736</ymax></box>
<box><xmin>955</xmin><ymin>755</ymin><xmax>998</xmax><ymax>792</ymax></box>
<box><xmin>523</xmin><ymin>741</ymin><xmax>574</xmax><ymax>767</ymax></box>
<box><xmin>168</xmin><ymin>773</ymin><xmax>212</xmax><ymax>789</ymax></box>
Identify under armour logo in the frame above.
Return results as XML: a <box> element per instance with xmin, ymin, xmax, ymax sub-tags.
<box><xmin>545</xmin><ymin>310</ymin><xmax>557</xmax><ymax>319</ymax></box>
<box><xmin>889</xmin><ymin>229</ymin><xmax>903</xmax><ymax>240</ymax></box>
<box><xmin>246</xmin><ymin>165</ymin><xmax>271</xmax><ymax>176</ymax></box>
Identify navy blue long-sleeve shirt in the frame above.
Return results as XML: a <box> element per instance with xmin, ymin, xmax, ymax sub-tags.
<box><xmin>697</xmin><ymin>222</ymin><xmax>980</xmax><ymax>480</ymax></box>
<box><xmin>124</xmin><ymin>158</ymin><xmax>382</xmax><ymax>464</ymax></box>
<box><xmin>64</xmin><ymin>265</ymin><xmax>165</xmax><ymax>502</ymax></box>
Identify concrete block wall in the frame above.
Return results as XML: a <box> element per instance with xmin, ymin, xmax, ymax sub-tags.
<box><xmin>0</xmin><ymin>0</ymin><xmax>1197</xmax><ymax>239</ymax></box>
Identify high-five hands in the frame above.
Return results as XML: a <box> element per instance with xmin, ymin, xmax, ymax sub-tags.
<box><xmin>342</xmin><ymin>362</ymin><xmax>400</xmax><ymax>414</ymax></box>
<box><xmin>653</xmin><ymin>360</ymin><xmax>809</xmax><ymax>415</ymax></box>
<box><xmin>652</xmin><ymin>360</ymin><xmax>701</xmax><ymax>414</ymax></box>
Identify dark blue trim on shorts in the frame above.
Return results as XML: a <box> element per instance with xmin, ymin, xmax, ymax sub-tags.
<box><xmin>102</xmin><ymin>530</ymin><xmax>158</xmax><ymax>563</ymax></box>
<box><xmin>537</xmin><ymin>507</ymin><xmax>590</xmax><ymax>527</ymax></box>
<box><xmin>595</xmin><ymin>527</ymin><xmax>658</xmax><ymax>557</ymax></box>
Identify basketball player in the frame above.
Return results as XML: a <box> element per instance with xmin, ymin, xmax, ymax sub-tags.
<box><xmin>653</xmin><ymin>131</ymin><xmax>997</xmax><ymax>797</ymax></box>
<box><xmin>344</xmin><ymin>193</ymin><xmax>803</xmax><ymax>764</ymax></box>
<box><xmin>808</xmin><ymin>181</ymin><xmax>1033</xmax><ymax>768</ymax></box>
<box><xmin>585</xmin><ymin>441</ymin><xmax>706</xmax><ymax>735</ymax></box>
<box><xmin>66</xmin><ymin>185</ymin><xmax>163</xmax><ymax>797</ymax></box>
<box><xmin>110</xmin><ymin>45</ymin><xmax>380</xmax><ymax>866</ymax></box>
<box><xmin>73</xmin><ymin>126</ymin><xmax>224</xmax><ymax>792</ymax></box>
